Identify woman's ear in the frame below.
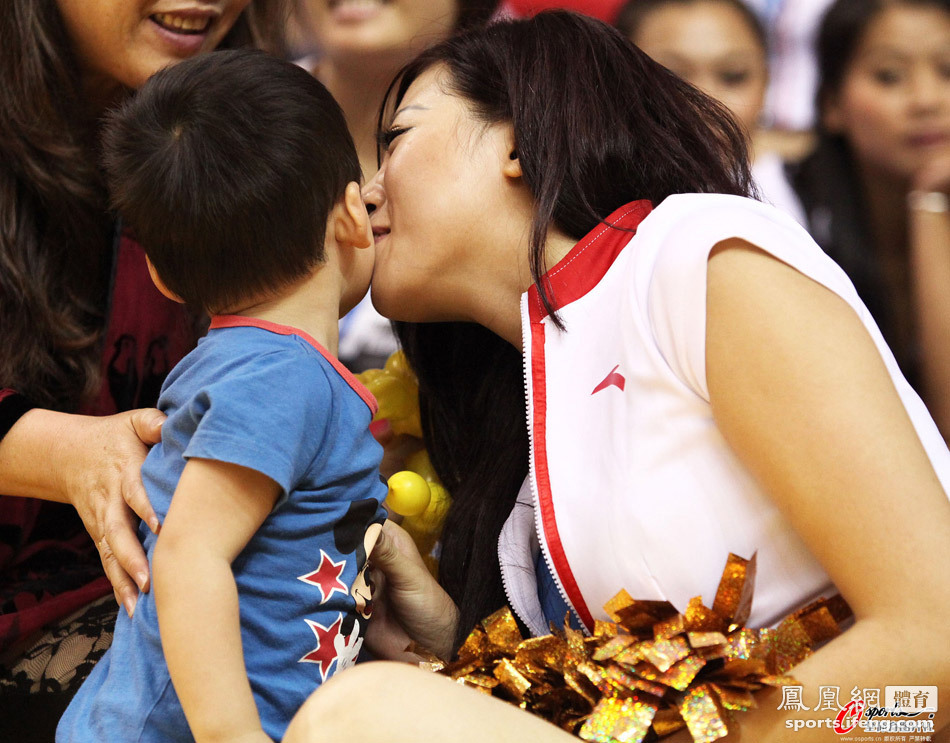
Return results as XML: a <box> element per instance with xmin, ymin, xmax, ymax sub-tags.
<box><xmin>333</xmin><ymin>181</ymin><xmax>373</xmax><ymax>250</ymax></box>
<box><xmin>502</xmin><ymin>125</ymin><xmax>522</xmax><ymax>179</ymax></box>
<box><xmin>145</xmin><ymin>256</ymin><xmax>185</xmax><ymax>303</ymax></box>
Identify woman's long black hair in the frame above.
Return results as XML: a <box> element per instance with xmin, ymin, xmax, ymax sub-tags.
<box><xmin>381</xmin><ymin>11</ymin><xmax>755</xmax><ymax>647</ymax></box>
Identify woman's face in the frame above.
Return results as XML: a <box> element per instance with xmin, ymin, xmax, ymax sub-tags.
<box><xmin>304</xmin><ymin>0</ymin><xmax>458</xmax><ymax>67</ymax></box>
<box><xmin>361</xmin><ymin>66</ymin><xmax>523</xmax><ymax>323</ymax></box>
<box><xmin>631</xmin><ymin>0</ymin><xmax>767</xmax><ymax>135</ymax></box>
<box><xmin>824</xmin><ymin>3</ymin><xmax>950</xmax><ymax>181</ymax></box>
<box><xmin>57</xmin><ymin>0</ymin><xmax>252</xmax><ymax>94</ymax></box>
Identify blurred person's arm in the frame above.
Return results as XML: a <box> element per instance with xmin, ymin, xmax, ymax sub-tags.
<box><xmin>909</xmin><ymin>155</ymin><xmax>950</xmax><ymax>441</ymax></box>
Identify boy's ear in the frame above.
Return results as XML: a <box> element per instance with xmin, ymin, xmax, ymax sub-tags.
<box><xmin>333</xmin><ymin>182</ymin><xmax>373</xmax><ymax>250</ymax></box>
<box><xmin>145</xmin><ymin>256</ymin><xmax>185</xmax><ymax>304</ymax></box>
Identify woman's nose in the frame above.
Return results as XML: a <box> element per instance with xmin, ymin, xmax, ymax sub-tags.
<box><xmin>909</xmin><ymin>67</ymin><xmax>948</xmax><ymax>114</ymax></box>
<box><xmin>361</xmin><ymin>171</ymin><xmax>385</xmax><ymax>213</ymax></box>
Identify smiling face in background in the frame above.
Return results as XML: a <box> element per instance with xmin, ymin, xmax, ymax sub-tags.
<box><xmin>304</xmin><ymin>0</ymin><xmax>459</xmax><ymax>67</ymax></box>
<box><xmin>56</xmin><ymin>0</ymin><xmax>252</xmax><ymax>97</ymax></box>
<box><xmin>362</xmin><ymin>65</ymin><xmax>527</xmax><ymax>324</ymax></box>
<box><xmin>823</xmin><ymin>3</ymin><xmax>950</xmax><ymax>182</ymax></box>
<box><xmin>630</xmin><ymin>0</ymin><xmax>768</xmax><ymax>136</ymax></box>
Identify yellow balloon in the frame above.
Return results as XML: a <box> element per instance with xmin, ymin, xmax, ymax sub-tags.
<box><xmin>385</xmin><ymin>471</ymin><xmax>431</xmax><ymax>517</ymax></box>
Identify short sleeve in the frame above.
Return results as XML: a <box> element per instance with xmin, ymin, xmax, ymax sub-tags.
<box><xmin>644</xmin><ymin>195</ymin><xmax>864</xmax><ymax>400</ymax></box>
<box><xmin>182</xmin><ymin>349</ymin><xmax>333</xmax><ymax>496</ymax></box>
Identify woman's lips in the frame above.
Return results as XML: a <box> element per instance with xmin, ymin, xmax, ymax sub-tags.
<box><xmin>148</xmin><ymin>10</ymin><xmax>217</xmax><ymax>55</ymax></box>
<box><xmin>327</xmin><ymin>0</ymin><xmax>388</xmax><ymax>24</ymax></box>
<box><xmin>907</xmin><ymin>131</ymin><xmax>950</xmax><ymax>148</ymax></box>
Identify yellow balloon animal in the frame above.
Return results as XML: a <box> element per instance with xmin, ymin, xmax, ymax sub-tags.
<box><xmin>358</xmin><ymin>351</ymin><xmax>452</xmax><ymax>577</ymax></box>
<box><xmin>356</xmin><ymin>349</ymin><xmax>422</xmax><ymax>438</ymax></box>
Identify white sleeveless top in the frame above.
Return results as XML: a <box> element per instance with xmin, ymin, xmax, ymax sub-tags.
<box><xmin>500</xmin><ymin>194</ymin><xmax>950</xmax><ymax>636</ymax></box>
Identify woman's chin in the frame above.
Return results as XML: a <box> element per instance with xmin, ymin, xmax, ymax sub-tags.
<box><xmin>368</xmin><ymin>288</ymin><xmax>412</xmax><ymax>323</ymax></box>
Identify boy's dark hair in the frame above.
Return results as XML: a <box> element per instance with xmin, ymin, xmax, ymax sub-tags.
<box><xmin>102</xmin><ymin>49</ymin><xmax>360</xmax><ymax>314</ymax></box>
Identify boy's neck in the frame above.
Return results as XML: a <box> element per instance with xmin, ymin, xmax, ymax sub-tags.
<box><xmin>223</xmin><ymin>274</ymin><xmax>342</xmax><ymax>357</ymax></box>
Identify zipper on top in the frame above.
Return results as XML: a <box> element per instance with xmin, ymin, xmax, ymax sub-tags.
<box><xmin>497</xmin><ymin>295</ymin><xmax>588</xmax><ymax>637</ymax></box>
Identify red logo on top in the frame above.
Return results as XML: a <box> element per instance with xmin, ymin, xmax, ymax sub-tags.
<box><xmin>592</xmin><ymin>365</ymin><xmax>626</xmax><ymax>395</ymax></box>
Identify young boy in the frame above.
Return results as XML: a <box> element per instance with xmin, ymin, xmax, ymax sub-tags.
<box><xmin>56</xmin><ymin>49</ymin><xmax>387</xmax><ymax>743</ymax></box>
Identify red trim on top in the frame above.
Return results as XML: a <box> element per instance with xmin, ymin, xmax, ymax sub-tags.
<box><xmin>527</xmin><ymin>201</ymin><xmax>652</xmax><ymax>633</ymax></box>
<box><xmin>528</xmin><ymin>292</ymin><xmax>596</xmax><ymax>632</ymax></box>
<box><xmin>209</xmin><ymin>315</ymin><xmax>378</xmax><ymax>416</ymax></box>
<box><xmin>527</xmin><ymin>200</ymin><xmax>652</xmax><ymax>321</ymax></box>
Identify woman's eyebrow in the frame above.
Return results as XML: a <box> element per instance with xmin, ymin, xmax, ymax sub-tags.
<box><xmin>393</xmin><ymin>104</ymin><xmax>430</xmax><ymax>119</ymax></box>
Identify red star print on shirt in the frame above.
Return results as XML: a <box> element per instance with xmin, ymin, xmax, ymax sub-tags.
<box><xmin>299</xmin><ymin>614</ymin><xmax>342</xmax><ymax>681</ymax></box>
<box><xmin>297</xmin><ymin>550</ymin><xmax>348</xmax><ymax>603</ymax></box>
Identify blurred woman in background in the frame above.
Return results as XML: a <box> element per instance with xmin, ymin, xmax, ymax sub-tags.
<box><xmin>784</xmin><ymin>0</ymin><xmax>950</xmax><ymax>439</ymax></box>
<box><xmin>616</xmin><ymin>0</ymin><xmax>809</xmax><ymax>223</ymax></box>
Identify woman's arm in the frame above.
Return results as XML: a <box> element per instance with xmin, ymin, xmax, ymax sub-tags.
<box><xmin>153</xmin><ymin>457</ymin><xmax>279</xmax><ymax>743</ymax></box>
<box><xmin>704</xmin><ymin>238</ymin><xmax>950</xmax><ymax>740</ymax></box>
<box><xmin>0</xmin><ymin>407</ymin><xmax>164</xmax><ymax>615</ymax></box>
<box><xmin>908</xmin><ymin>157</ymin><xmax>950</xmax><ymax>441</ymax></box>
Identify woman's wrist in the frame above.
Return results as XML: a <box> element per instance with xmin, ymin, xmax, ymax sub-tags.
<box><xmin>0</xmin><ymin>390</ymin><xmax>37</xmax><ymax>441</ymax></box>
<box><xmin>427</xmin><ymin>599</ymin><xmax>460</xmax><ymax>660</ymax></box>
<box><xmin>0</xmin><ymin>406</ymin><xmax>75</xmax><ymax>502</ymax></box>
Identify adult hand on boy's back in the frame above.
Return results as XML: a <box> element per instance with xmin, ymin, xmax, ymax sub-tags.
<box><xmin>52</xmin><ymin>408</ymin><xmax>165</xmax><ymax>616</ymax></box>
<box><xmin>0</xmin><ymin>406</ymin><xmax>164</xmax><ymax>616</ymax></box>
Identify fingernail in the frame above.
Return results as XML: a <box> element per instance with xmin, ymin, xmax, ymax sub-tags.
<box><xmin>149</xmin><ymin>517</ymin><xmax>160</xmax><ymax>534</ymax></box>
<box><xmin>124</xmin><ymin>596</ymin><xmax>136</xmax><ymax>618</ymax></box>
<box><xmin>136</xmin><ymin>571</ymin><xmax>150</xmax><ymax>591</ymax></box>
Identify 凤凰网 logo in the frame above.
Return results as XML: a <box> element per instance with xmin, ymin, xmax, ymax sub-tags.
<box><xmin>780</xmin><ymin>685</ymin><xmax>938</xmax><ymax>735</ymax></box>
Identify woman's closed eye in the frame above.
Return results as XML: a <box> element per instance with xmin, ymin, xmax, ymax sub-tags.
<box><xmin>377</xmin><ymin>126</ymin><xmax>410</xmax><ymax>151</ymax></box>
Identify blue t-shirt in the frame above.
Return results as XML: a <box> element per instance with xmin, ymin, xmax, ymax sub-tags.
<box><xmin>58</xmin><ymin>317</ymin><xmax>387</xmax><ymax>743</ymax></box>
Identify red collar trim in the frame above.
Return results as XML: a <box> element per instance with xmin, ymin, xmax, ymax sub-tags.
<box><xmin>209</xmin><ymin>315</ymin><xmax>378</xmax><ymax>416</ymax></box>
<box><xmin>527</xmin><ymin>200</ymin><xmax>651</xmax><ymax>633</ymax></box>
<box><xmin>527</xmin><ymin>200</ymin><xmax>652</xmax><ymax>324</ymax></box>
